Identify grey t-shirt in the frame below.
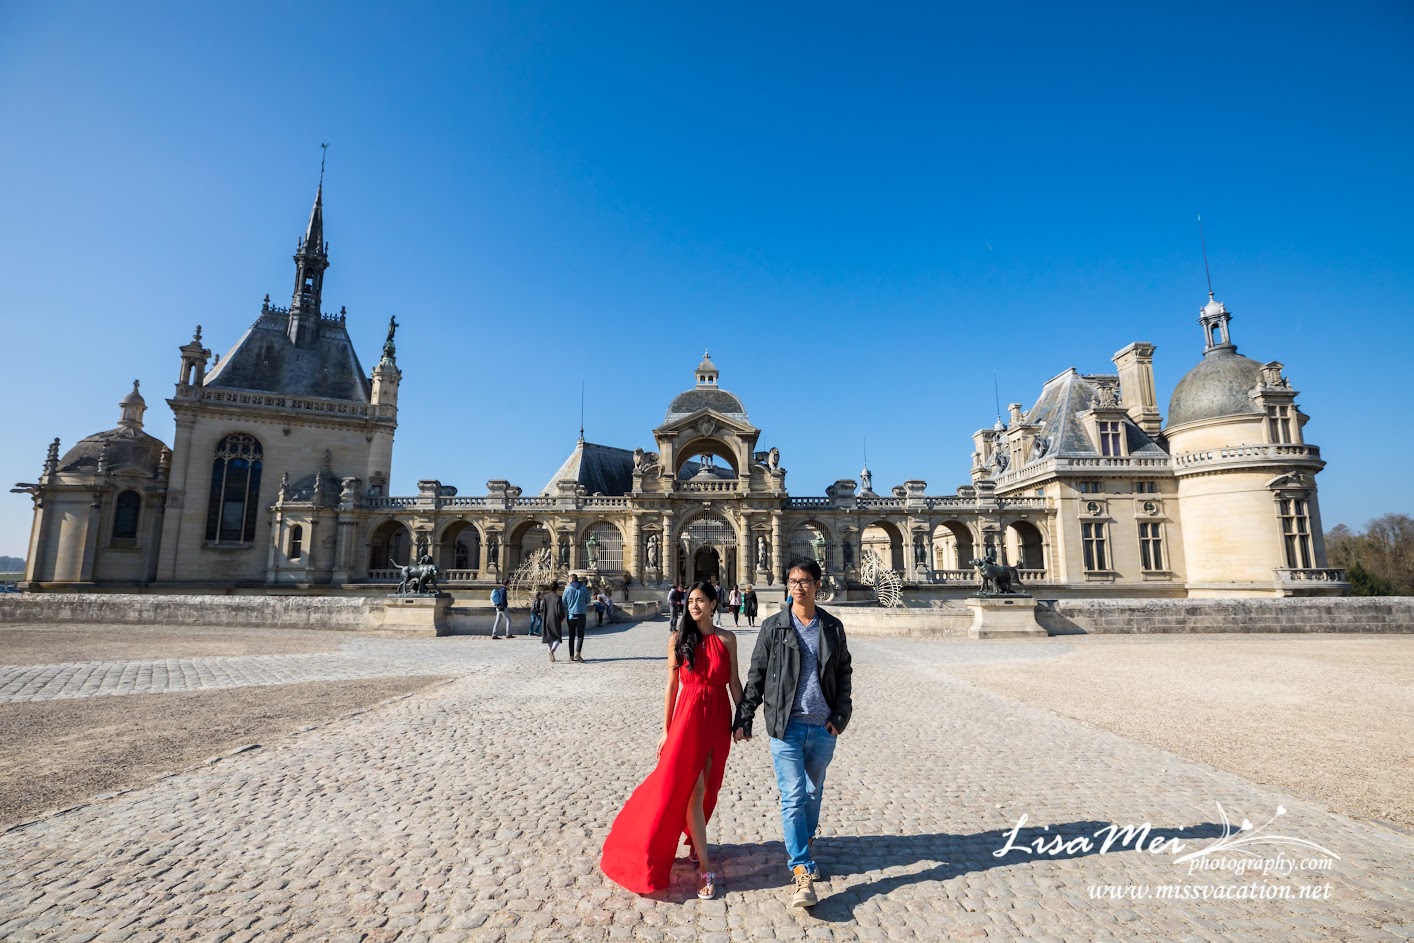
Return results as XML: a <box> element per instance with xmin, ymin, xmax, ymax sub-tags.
<box><xmin>790</xmin><ymin>610</ymin><xmax>831</xmax><ymax>726</ymax></box>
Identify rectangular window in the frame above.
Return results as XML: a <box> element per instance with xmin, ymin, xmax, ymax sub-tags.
<box><xmin>1077</xmin><ymin>480</ymin><xmax>1103</xmax><ymax>494</ymax></box>
<box><xmin>1267</xmin><ymin>405</ymin><xmax>1293</xmax><ymax>444</ymax></box>
<box><xmin>1280</xmin><ymin>498</ymin><xmax>1313</xmax><ymax>568</ymax></box>
<box><xmin>1082</xmin><ymin>522</ymin><xmax>1108</xmax><ymax>571</ymax></box>
<box><xmin>1134</xmin><ymin>481</ymin><xmax>1158</xmax><ymax>494</ymax></box>
<box><xmin>1098</xmin><ymin>420</ymin><xmax>1123</xmax><ymax>457</ymax></box>
<box><xmin>1138</xmin><ymin>522</ymin><xmax>1164</xmax><ymax>571</ymax></box>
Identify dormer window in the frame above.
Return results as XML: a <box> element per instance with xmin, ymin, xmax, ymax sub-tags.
<box><xmin>1098</xmin><ymin>421</ymin><xmax>1123</xmax><ymax>457</ymax></box>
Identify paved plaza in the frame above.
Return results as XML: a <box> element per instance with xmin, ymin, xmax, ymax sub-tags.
<box><xmin>1</xmin><ymin>620</ymin><xmax>1411</xmax><ymax>942</ymax></box>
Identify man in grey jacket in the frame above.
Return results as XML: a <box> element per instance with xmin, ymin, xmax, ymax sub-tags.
<box><xmin>734</xmin><ymin>557</ymin><xmax>853</xmax><ymax>909</ymax></box>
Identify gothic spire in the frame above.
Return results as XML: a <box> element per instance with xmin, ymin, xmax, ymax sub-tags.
<box><xmin>288</xmin><ymin>173</ymin><xmax>331</xmax><ymax>345</ymax></box>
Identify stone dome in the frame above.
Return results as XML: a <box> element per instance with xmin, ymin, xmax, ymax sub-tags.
<box><xmin>58</xmin><ymin>426</ymin><xmax>167</xmax><ymax>477</ymax></box>
<box><xmin>1167</xmin><ymin>347</ymin><xmax>1265</xmax><ymax>428</ymax></box>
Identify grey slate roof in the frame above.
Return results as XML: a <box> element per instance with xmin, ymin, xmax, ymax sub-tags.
<box><xmin>1167</xmin><ymin>347</ymin><xmax>1265</xmax><ymax>427</ymax></box>
<box><xmin>59</xmin><ymin>426</ymin><xmax>167</xmax><ymax>477</ymax></box>
<box><xmin>540</xmin><ymin>441</ymin><xmax>637</xmax><ymax>496</ymax></box>
<box><xmin>1021</xmin><ymin>369</ymin><xmax>1167</xmax><ymax>458</ymax></box>
<box><xmin>204</xmin><ymin>312</ymin><xmax>372</xmax><ymax>403</ymax></box>
<box><xmin>664</xmin><ymin>388</ymin><xmax>749</xmax><ymax>422</ymax></box>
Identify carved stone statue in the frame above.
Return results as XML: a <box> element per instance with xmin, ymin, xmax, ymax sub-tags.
<box><xmin>487</xmin><ymin>536</ymin><xmax>499</xmax><ymax>568</ymax></box>
<box><xmin>913</xmin><ymin>535</ymin><xmax>927</xmax><ymax>566</ymax></box>
<box><xmin>992</xmin><ymin>432</ymin><xmax>1010</xmax><ymax>472</ymax></box>
<box><xmin>755</xmin><ymin>535</ymin><xmax>768</xmax><ymax>571</ymax></box>
<box><xmin>632</xmin><ymin>447</ymin><xmax>644</xmax><ymax>470</ymax></box>
<box><xmin>559</xmin><ymin>541</ymin><xmax>570</xmax><ymax>567</ymax></box>
<box><xmin>811</xmin><ymin>531</ymin><xmax>826</xmax><ymax>565</ymax></box>
<box><xmin>587</xmin><ymin>532</ymin><xmax>600</xmax><ymax>568</ymax></box>
<box><xmin>768</xmin><ymin>447</ymin><xmax>780</xmax><ymax>471</ymax></box>
<box><xmin>646</xmin><ymin>534</ymin><xmax>659</xmax><ymax>569</ymax></box>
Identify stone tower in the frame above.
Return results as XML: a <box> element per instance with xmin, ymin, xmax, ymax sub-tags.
<box><xmin>1165</xmin><ymin>292</ymin><xmax>1339</xmax><ymax>596</ymax></box>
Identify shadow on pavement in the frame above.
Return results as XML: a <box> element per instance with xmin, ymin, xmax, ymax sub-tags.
<box><xmin>692</xmin><ymin>820</ymin><xmax>1226</xmax><ymax>917</ymax></box>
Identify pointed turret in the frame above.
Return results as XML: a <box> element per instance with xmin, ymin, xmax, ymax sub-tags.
<box><xmin>287</xmin><ymin>182</ymin><xmax>330</xmax><ymax>346</ymax></box>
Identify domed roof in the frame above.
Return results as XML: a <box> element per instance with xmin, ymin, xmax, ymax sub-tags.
<box><xmin>58</xmin><ymin>426</ymin><xmax>167</xmax><ymax>477</ymax></box>
<box><xmin>1167</xmin><ymin>347</ymin><xmax>1265</xmax><ymax>427</ymax></box>
<box><xmin>663</xmin><ymin>353</ymin><xmax>749</xmax><ymax>421</ymax></box>
<box><xmin>665</xmin><ymin>388</ymin><xmax>748</xmax><ymax>420</ymax></box>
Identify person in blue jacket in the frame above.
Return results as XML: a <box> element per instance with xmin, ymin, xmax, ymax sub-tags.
<box><xmin>562</xmin><ymin>573</ymin><xmax>591</xmax><ymax>662</ymax></box>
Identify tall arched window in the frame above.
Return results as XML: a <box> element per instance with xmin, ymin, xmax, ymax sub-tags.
<box><xmin>112</xmin><ymin>490</ymin><xmax>141</xmax><ymax>541</ymax></box>
<box><xmin>205</xmin><ymin>433</ymin><xmax>264</xmax><ymax>543</ymax></box>
<box><xmin>289</xmin><ymin>524</ymin><xmax>304</xmax><ymax>560</ymax></box>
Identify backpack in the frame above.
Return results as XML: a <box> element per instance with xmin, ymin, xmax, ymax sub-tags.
<box><xmin>491</xmin><ymin>586</ymin><xmax>506</xmax><ymax>607</ymax></box>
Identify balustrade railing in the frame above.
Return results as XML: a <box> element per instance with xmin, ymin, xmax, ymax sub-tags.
<box><xmin>442</xmin><ymin>569</ymin><xmax>480</xmax><ymax>582</ymax></box>
<box><xmin>673</xmin><ymin>480</ymin><xmax>740</xmax><ymax>493</ymax></box>
<box><xmin>200</xmin><ymin>388</ymin><xmax>387</xmax><ymax>419</ymax></box>
<box><xmin>786</xmin><ymin>497</ymin><xmax>830</xmax><ymax>509</ymax></box>
<box><xmin>366</xmin><ymin>569</ymin><xmax>400</xmax><ymax>581</ymax></box>
<box><xmin>858</xmin><ymin>497</ymin><xmax>905</xmax><ymax>508</ymax></box>
<box><xmin>1175</xmin><ymin>444</ymin><xmax>1322</xmax><ymax>467</ymax></box>
<box><xmin>1275</xmin><ymin>567</ymin><xmax>1346</xmax><ymax>583</ymax></box>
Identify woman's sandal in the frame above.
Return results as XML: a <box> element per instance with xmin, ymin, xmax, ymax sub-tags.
<box><xmin>697</xmin><ymin>870</ymin><xmax>717</xmax><ymax>900</ymax></box>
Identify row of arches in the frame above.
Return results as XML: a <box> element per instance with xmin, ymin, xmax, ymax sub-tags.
<box><xmin>367</xmin><ymin>519</ymin><xmax>628</xmax><ymax>572</ymax></box>
<box><xmin>363</xmin><ymin>513</ymin><xmax>1047</xmax><ymax>579</ymax></box>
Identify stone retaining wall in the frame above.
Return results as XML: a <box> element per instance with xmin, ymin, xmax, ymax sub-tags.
<box><xmin>4</xmin><ymin>593</ymin><xmax>1409</xmax><ymax>636</ymax></box>
<box><xmin>1036</xmin><ymin>597</ymin><xmax>1414</xmax><ymax>634</ymax></box>
<box><xmin>0</xmin><ymin>593</ymin><xmax>382</xmax><ymax>631</ymax></box>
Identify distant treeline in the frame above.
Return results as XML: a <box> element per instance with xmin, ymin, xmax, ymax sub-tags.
<box><xmin>0</xmin><ymin>555</ymin><xmax>23</xmax><ymax>572</ymax></box>
<box><xmin>1326</xmin><ymin>514</ymin><xmax>1414</xmax><ymax>596</ymax></box>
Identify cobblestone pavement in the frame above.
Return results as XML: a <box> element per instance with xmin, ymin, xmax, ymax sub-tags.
<box><xmin>1</xmin><ymin>623</ymin><xmax>1409</xmax><ymax>942</ymax></box>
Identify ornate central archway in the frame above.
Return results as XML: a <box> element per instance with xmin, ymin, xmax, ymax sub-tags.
<box><xmin>677</xmin><ymin>512</ymin><xmax>738</xmax><ymax>587</ymax></box>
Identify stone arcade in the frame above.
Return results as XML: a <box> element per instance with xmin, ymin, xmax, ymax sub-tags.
<box><xmin>13</xmin><ymin>186</ymin><xmax>1347</xmax><ymax>601</ymax></box>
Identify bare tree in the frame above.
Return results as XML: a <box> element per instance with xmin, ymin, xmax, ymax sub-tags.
<box><xmin>1326</xmin><ymin>514</ymin><xmax>1414</xmax><ymax>595</ymax></box>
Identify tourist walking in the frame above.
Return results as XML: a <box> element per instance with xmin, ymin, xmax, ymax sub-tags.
<box><xmin>668</xmin><ymin>584</ymin><xmax>685</xmax><ymax>627</ymax></box>
<box><xmin>595</xmin><ymin>588</ymin><xmax>613</xmax><ymax>626</ymax></box>
<box><xmin>733</xmin><ymin>557</ymin><xmax>853</xmax><ymax>909</ymax></box>
<box><xmin>490</xmin><ymin>578</ymin><xmax>514</xmax><ymax>639</ymax></box>
<box><xmin>563</xmin><ymin>573</ymin><xmax>590</xmax><ymax>662</ymax></box>
<box><xmin>742</xmin><ymin>584</ymin><xmax>759</xmax><ymax>628</ymax></box>
<box><xmin>536</xmin><ymin>581</ymin><xmax>566</xmax><ymax>662</ymax></box>
<box><xmin>600</xmin><ymin>581</ymin><xmax>743</xmax><ymax>899</ymax></box>
<box><xmin>728</xmin><ymin>585</ymin><xmax>742</xmax><ymax>626</ymax></box>
<box><xmin>710</xmin><ymin>579</ymin><xmax>723</xmax><ymax>626</ymax></box>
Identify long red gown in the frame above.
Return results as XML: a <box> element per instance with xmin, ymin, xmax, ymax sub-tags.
<box><xmin>600</xmin><ymin>632</ymin><xmax>733</xmax><ymax>893</ymax></box>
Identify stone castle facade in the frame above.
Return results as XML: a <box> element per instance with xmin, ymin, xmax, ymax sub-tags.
<box><xmin>13</xmin><ymin>186</ymin><xmax>1347</xmax><ymax>600</ymax></box>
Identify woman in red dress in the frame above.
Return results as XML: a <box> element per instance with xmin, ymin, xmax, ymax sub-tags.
<box><xmin>600</xmin><ymin>580</ymin><xmax>744</xmax><ymax>899</ymax></box>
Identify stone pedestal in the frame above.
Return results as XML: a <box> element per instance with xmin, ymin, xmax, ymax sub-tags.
<box><xmin>966</xmin><ymin>595</ymin><xmax>1048</xmax><ymax>639</ymax></box>
<box><xmin>381</xmin><ymin>594</ymin><xmax>452</xmax><ymax>637</ymax></box>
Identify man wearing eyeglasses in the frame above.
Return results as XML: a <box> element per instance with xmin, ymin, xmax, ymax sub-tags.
<box><xmin>733</xmin><ymin>556</ymin><xmax>853</xmax><ymax>909</ymax></box>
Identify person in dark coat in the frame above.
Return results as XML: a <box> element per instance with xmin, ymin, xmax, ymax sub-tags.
<box><xmin>537</xmin><ymin>581</ymin><xmax>567</xmax><ymax>662</ymax></box>
<box><xmin>742</xmin><ymin>584</ymin><xmax>760</xmax><ymax>628</ymax></box>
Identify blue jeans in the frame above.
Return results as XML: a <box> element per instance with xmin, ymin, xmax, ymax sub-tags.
<box><xmin>529</xmin><ymin>612</ymin><xmax>543</xmax><ymax>635</ymax></box>
<box><xmin>769</xmin><ymin>718</ymin><xmax>837</xmax><ymax>872</ymax></box>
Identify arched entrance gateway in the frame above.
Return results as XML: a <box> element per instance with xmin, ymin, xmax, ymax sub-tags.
<box><xmin>677</xmin><ymin>512</ymin><xmax>737</xmax><ymax>587</ymax></box>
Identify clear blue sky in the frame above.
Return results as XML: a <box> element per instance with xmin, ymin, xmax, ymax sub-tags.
<box><xmin>2</xmin><ymin>1</ymin><xmax>1411</xmax><ymax>558</ymax></box>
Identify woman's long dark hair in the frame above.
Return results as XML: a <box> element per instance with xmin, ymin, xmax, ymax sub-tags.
<box><xmin>676</xmin><ymin>580</ymin><xmax>718</xmax><ymax>671</ymax></box>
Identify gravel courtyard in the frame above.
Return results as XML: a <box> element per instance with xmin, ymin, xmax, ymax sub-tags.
<box><xmin>0</xmin><ymin>620</ymin><xmax>1409</xmax><ymax>942</ymax></box>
